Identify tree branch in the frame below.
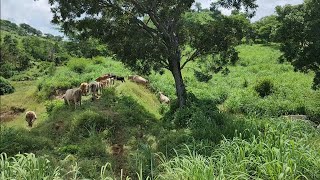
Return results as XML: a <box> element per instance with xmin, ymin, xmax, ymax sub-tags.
<box><xmin>129</xmin><ymin>0</ymin><xmax>171</xmax><ymax>43</ymax></box>
<box><xmin>181</xmin><ymin>49</ymin><xmax>200</xmax><ymax>69</ymax></box>
<box><xmin>132</xmin><ymin>17</ymin><xmax>157</xmax><ymax>38</ymax></box>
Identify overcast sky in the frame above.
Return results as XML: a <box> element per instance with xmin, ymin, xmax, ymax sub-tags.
<box><xmin>1</xmin><ymin>0</ymin><xmax>303</xmax><ymax>36</ymax></box>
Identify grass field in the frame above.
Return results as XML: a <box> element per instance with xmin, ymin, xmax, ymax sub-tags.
<box><xmin>1</xmin><ymin>44</ymin><xmax>320</xmax><ymax>179</ymax></box>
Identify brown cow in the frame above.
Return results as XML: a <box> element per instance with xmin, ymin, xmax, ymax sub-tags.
<box><xmin>25</xmin><ymin>111</ymin><xmax>37</xmax><ymax>127</ymax></box>
<box><xmin>95</xmin><ymin>74</ymin><xmax>110</xmax><ymax>82</ymax></box>
<box><xmin>79</xmin><ymin>82</ymin><xmax>89</xmax><ymax>96</ymax></box>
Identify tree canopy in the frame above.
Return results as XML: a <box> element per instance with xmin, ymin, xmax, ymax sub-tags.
<box><xmin>49</xmin><ymin>0</ymin><xmax>257</xmax><ymax>107</ymax></box>
<box><xmin>253</xmin><ymin>15</ymin><xmax>278</xmax><ymax>43</ymax></box>
<box><xmin>275</xmin><ymin>0</ymin><xmax>320</xmax><ymax>89</ymax></box>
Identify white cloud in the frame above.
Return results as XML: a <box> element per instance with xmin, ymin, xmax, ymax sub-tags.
<box><xmin>195</xmin><ymin>0</ymin><xmax>303</xmax><ymax>21</ymax></box>
<box><xmin>1</xmin><ymin>0</ymin><xmax>304</xmax><ymax>36</ymax></box>
<box><xmin>1</xmin><ymin>0</ymin><xmax>62</xmax><ymax>36</ymax></box>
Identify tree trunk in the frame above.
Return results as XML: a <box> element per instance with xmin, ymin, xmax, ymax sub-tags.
<box><xmin>169</xmin><ymin>54</ymin><xmax>187</xmax><ymax>108</ymax></box>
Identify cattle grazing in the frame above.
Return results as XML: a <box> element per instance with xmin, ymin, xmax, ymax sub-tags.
<box><xmin>91</xmin><ymin>94</ymin><xmax>101</xmax><ymax>101</ymax></box>
<box><xmin>89</xmin><ymin>81</ymin><xmax>100</xmax><ymax>95</ymax></box>
<box><xmin>106</xmin><ymin>78</ymin><xmax>112</xmax><ymax>87</ymax></box>
<box><xmin>128</xmin><ymin>75</ymin><xmax>137</xmax><ymax>81</ymax></box>
<box><xmin>100</xmin><ymin>80</ymin><xmax>108</xmax><ymax>88</ymax></box>
<box><xmin>159</xmin><ymin>92</ymin><xmax>170</xmax><ymax>104</ymax></box>
<box><xmin>129</xmin><ymin>75</ymin><xmax>148</xmax><ymax>85</ymax></box>
<box><xmin>25</xmin><ymin>111</ymin><xmax>37</xmax><ymax>127</ymax></box>
<box><xmin>95</xmin><ymin>74</ymin><xmax>110</xmax><ymax>82</ymax></box>
<box><xmin>97</xmin><ymin>81</ymin><xmax>103</xmax><ymax>94</ymax></box>
<box><xmin>79</xmin><ymin>82</ymin><xmax>89</xmax><ymax>96</ymax></box>
<box><xmin>63</xmin><ymin>88</ymin><xmax>82</xmax><ymax>109</ymax></box>
<box><xmin>116</xmin><ymin>76</ymin><xmax>125</xmax><ymax>83</ymax></box>
<box><xmin>107</xmin><ymin>73</ymin><xmax>117</xmax><ymax>79</ymax></box>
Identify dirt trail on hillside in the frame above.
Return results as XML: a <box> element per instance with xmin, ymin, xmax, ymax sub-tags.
<box><xmin>0</xmin><ymin>106</ymin><xmax>25</xmax><ymax>123</ymax></box>
<box><xmin>111</xmin><ymin>118</ymin><xmax>129</xmax><ymax>178</ymax></box>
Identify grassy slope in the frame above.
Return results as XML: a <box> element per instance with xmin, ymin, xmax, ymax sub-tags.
<box><xmin>0</xmin><ymin>81</ymin><xmax>47</xmax><ymax>128</ymax></box>
<box><xmin>1</xmin><ymin>59</ymin><xmax>162</xmax><ymax>128</ymax></box>
<box><xmin>117</xmin><ymin>81</ymin><xmax>161</xmax><ymax>119</ymax></box>
<box><xmin>1</xmin><ymin>44</ymin><xmax>320</xmax><ymax>179</ymax></box>
<box><xmin>150</xmin><ymin>44</ymin><xmax>320</xmax><ymax>119</ymax></box>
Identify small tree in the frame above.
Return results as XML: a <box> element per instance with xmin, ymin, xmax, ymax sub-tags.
<box><xmin>195</xmin><ymin>2</ymin><xmax>202</xmax><ymax>12</ymax></box>
<box><xmin>49</xmin><ymin>0</ymin><xmax>257</xmax><ymax>108</ymax></box>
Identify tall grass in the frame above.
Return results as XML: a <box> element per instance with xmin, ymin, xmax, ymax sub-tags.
<box><xmin>0</xmin><ymin>153</ymin><xmax>122</xmax><ymax>179</ymax></box>
<box><xmin>0</xmin><ymin>153</ymin><xmax>61</xmax><ymax>179</ymax></box>
<box><xmin>156</xmin><ymin>119</ymin><xmax>320</xmax><ymax>179</ymax></box>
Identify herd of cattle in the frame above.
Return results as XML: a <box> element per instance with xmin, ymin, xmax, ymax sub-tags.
<box><xmin>25</xmin><ymin>73</ymin><xmax>170</xmax><ymax>127</ymax></box>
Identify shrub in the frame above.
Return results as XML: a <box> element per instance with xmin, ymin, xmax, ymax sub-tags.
<box><xmin>92</xmin><ymin>56</ymin><xmax>105</xmax><ymax>64</ymax></box>
<box><xmin>159</xmin><ymin>104</ymin><xmax>170</xmax><ymax>115</ymax></box>
<box><xmin>59</xmin><ymin>145</ymin><xmax>79</xmax><ymax>154</ymax></box>
<box><xmin>67</xmin><ymin>58</ymin><xmax>89</xmax><ymax>73</ymax></box>
<box><xmin>45</xmin><ymin>100</ymin><xmax>64</xmax><ymax>115</ymax></box>
<box><xmin>0</xmin><ymin>76</ymin><xmax>15</xmax><ymax>95</ymax></box>
<box><xmin>254</xmin><ymin>79</ymin><xmax>275</xmax><ymax>97</ymax></box>
<box><xmin>0</xmin><ymin>63</ymin><xmax>15</xmax><ymax>78</ymax></box>
<box><xmin>194</xmin><ymin>70</ymin><xmax>212</xmax><ymax>83</ymax></box>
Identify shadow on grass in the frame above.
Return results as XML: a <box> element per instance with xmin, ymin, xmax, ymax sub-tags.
<box><xmin>260</xmin><ymin>43</ymin><xmax>281</xmax><ymax>51</ymax></box>
<box><xmin>159</xmin><ymin>93</ymin><xmax>261</xmax><ymax>157</ymax></box>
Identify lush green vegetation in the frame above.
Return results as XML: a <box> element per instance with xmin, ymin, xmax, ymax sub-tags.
<box><xmin>0</xmin><ymin>76</ymin><xmax>15</xmax><ymax>95</ymax></box>
<box><xmin>2</xmin><ymin>44</ymin><xmax>320</xmax><ymax>179</ymax></box>
<box><xmin>1</xmin><ymin>0</ymin><xmax>320</xmax><ymax>179</ymax></box>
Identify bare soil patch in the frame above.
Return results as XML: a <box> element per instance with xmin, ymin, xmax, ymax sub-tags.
<box><xmin>0</xmin><ymin>106</ymin><xmax>25</xmax><ymax>123</ymax></box>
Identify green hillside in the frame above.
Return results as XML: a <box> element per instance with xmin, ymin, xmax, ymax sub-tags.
<box><xmin>1</xmin><ymin>3</ymin><xmax>320</xmax><ymax>178</ymax></box>
<box><xmin>1</xmin><ymin>44</ymin><xmax>320</xmax><ymax>179</ymax></box>
<box><xmin>150</xmin><ymin>44</ymin><xmax>320</xmax><ymax>121</ymax></box>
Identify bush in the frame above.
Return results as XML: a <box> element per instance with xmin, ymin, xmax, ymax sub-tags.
<box><xmin>254</xmin><ymin>79</ymin><xmax>275</xmax><ymax>97</ymax></box>
<box><xmin>59</xmin><ymin>145</ymin><xmax>80</xmax><ymax>154</ymax></box>
<box><xmin>67</xmin><ymin>58</ymin><xmax>89</xmax><ymax>73</ymax></box>
<box><xmin>0</xmin><ymin>76</ymin><xmax>15</xmax><ymax>95</ymax></box>
<box><xmin>0</xmin><ymin>63</ymin><xmax>15</xmax><ymax>78</ymax></box>
<box><xmin>194</xmin><ymin>70</ymin><xmax>212</xmax><ymax>83</ymax></box>
<box><xmin>92</xmin><ymin>56</ymin><xmax>105</xmax><ymax>64</ymax></box>
<box><xmin>45</xmin><ymin>100</ymin><xmax>64</xmax><ymax>115</ymax></box>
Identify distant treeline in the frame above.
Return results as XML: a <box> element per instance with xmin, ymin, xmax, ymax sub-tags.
<box><xmin>1</xmin><ymin>19</ymin><xmax>63</xmax><ymax>40</ymax></box>
<box><xmin>0</xmin><ymin>20</ymin><xmax>109</xmax><ymax>79</ymax></box>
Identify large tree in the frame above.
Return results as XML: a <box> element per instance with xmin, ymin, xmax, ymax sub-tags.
<box><xmin>49</xmin><ymin>0</ymin><xmax>256</xmax><ymax>107</ymax></box>
<box><xmin>275</xmin><ymin>0</ymin><xmax>320</xmax><ymax>89</ymax></box>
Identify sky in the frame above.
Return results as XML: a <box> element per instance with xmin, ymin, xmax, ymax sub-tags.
<box><xmin>1</xmin><ymin>0</ymin><xmax>304</xmax><ymax>36</ymax></box>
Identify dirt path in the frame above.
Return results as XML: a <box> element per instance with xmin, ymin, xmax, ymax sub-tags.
<box><xmin>110</xmin><ymin>117</ymin><xmax>129</xmax><ymax>178</ymax></box>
